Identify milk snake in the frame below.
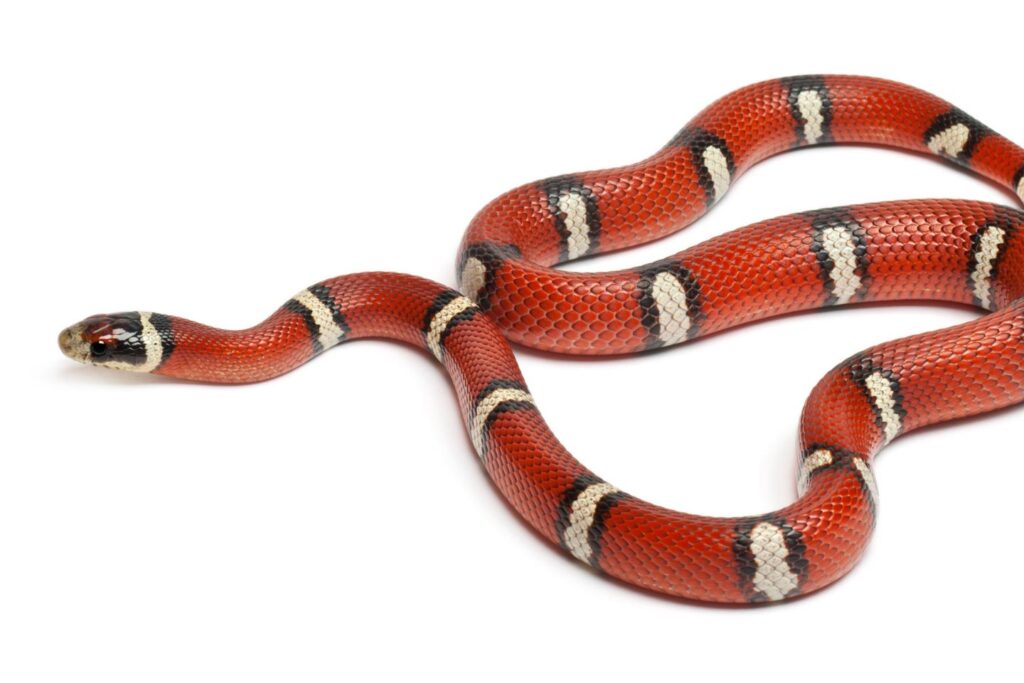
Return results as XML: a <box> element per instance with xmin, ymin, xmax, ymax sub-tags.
<box><xmin>59</xmin><ymin>75</ymin><xmax>1024</xmax><ymax>603</ymax></box>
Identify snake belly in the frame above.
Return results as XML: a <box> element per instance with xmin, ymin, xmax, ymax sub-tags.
<box><xmin>59</xmin><ymin>75</ymin><xmax>1024</xmax><ymax>603</ymax></box>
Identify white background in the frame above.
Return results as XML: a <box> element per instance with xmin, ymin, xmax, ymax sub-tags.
<box><xmin>1</xmin><ymin>2</ymin><xmax>1021</xmax><ymax>681</ymax></box>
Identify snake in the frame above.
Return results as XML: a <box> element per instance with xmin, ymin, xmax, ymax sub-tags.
<box><xmin>58</xmin><ymin>75</ymin><xmax>1024</xmax><ymax>603</ymax></box>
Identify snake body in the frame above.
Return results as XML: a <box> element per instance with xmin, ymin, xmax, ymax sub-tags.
<box><xmin>59</xmin><ymin>76</ymin><xmax>1024</xmax><ymax>603</ymax></box>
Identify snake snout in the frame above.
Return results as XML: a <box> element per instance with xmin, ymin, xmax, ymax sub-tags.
<box><xmin>58</xmin><ymin>323</ymin><xmax>89</xmax><ymax>364</ymax></box>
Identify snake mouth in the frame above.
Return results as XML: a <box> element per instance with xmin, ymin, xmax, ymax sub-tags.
<box><xmin>58</xmin><ymin>323</ymin><xmax>90</xmax><ymax>364</ymax></box>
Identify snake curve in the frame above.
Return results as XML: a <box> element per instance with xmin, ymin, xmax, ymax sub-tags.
<box><xmin>59</xmin><ymin>75</ymin><xmax>1024</xmax><ymax>603</ymax></box>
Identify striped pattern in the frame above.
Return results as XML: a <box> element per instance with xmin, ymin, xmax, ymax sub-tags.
<box><xmin>560</xmin><ymin>481</ymin><xmax>620</xmax><ymax>565</ymax></box>
<box><xmin>670</xmin><ymin>127</ymin><xmax>736</xmax><ymax>207</ymax></box>
<box><xmin>457</xmin><ymin>242</ymin><xmax>520</xmax><ymax>311</ymax></box>
<box><xmin>863</xmin><ymin>370</ymin><xmax>903</xmax><ymax>445</ymax></box>
<box><xmin>701</xmin><ymin>146</ymin><xmax>731</xmax><ymax>202</ymax></box>
<box><xmin>424</xmin><ymin>292</ymin><xmax>478</xmax><ymax>361</ymax></box>
<box><xmin>852</xmin><ymin>457</ymin><xmax>880</xmax><ymax>509</ymax></box>
<box><xmin>969</xmin><ymin>225</ymin><xmax>1007</xmax><ymax>309</ymax></box>
<box><xmin>796</xmin><ymin>90</ymin><xmax>825</xmax><ymax>144</ymax></box>
<box><xmin>923</xmin><ymin>108</ymin><xmax>991</xmax><ymax>164</ymax></box>
<box><xmin>149</xmin><ymin>313</ymin><xmax>176</xmax><ymax>368</ymax></box>
<box><xmin>557</xmin><ymin>191</ymin><xmax>593</xmax><ymax>260</ymax></box>
<box><xmin>470</xmin><ymin>382</ymin><xmax>535</xmax><ymax>459</ymax></box>
<box><xmin>811</xmin><ymin>210</ymin><xmax>869</xmax><ymax>306</ymax></box>
<box><xmin>460</xmin><ymin>256</ymin><xmax>487</xmax><ymax>304</ymax></box>
<box><xmin>735</xmin><ymin>518</ymin><xmax>806</xmax><ymax>602</ymax></box>
<box><xmin>817</xmin><ymin>225</ymin><xmax>864</xmax><ymax>304</ymax></box>
<box><xmin>797</xmin><ymin>448</ymin><xmax>834</xmax><ymax>496</ymax></box>
<box><xmin>543</xmin><ymin>177</ymin><xmax>600</xmax><ymax>262</ymax></box>
<box><xmin>650</xmin><ymin>271</ymin><xmax>693</xmax><ymax>345</ymax></box>
<box><xmin>291</xmin><ymin>287</ymin><xmax>348</xmax><ymax>352</ymax></box>
<box><xmin>927</xmin><ymin>122</ymin><xmax>971</xmax><ymax>157</ymax></box>
<box><xmin>101</xmin><ymin>311</ymin><xmax>166</xmax><ymax>373</ymax></box>
<box><xmin>749</xmin><ymin>522</ymin><xmax>801</xmax><ymax>601</ymax></box>
<box><xmin>637</xmin><ymin>262</ymin><xmax>702</xmax><ymax>348</ymax></box>
<box><xmin>782</xmin><ymin>76</ymin><xmax>833</xmax><ymax>146</ymax></box>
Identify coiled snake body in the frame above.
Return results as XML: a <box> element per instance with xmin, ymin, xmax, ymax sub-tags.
<box><xmin>60</xmin><ymin>76</ymin><xmax>1024</xmax><ymax>603</ymax></box>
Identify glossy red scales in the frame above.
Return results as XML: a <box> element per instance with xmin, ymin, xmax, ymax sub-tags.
<box><xmin>59</xmin><ymin>76</ymin><xmax>1024</xmax><ymax>603</ymax></box>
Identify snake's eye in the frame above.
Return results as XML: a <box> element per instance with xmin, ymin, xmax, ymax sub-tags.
<box><xmin>90</xmin><ymin>341</ymin><xmax>109</xmax><ymax>357</ymax></box>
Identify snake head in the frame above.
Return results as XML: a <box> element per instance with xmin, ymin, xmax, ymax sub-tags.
<box><xmin>59</xmin><ymin>312</ymin><xmax>167</xmax><ymax>372</ymax></box>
